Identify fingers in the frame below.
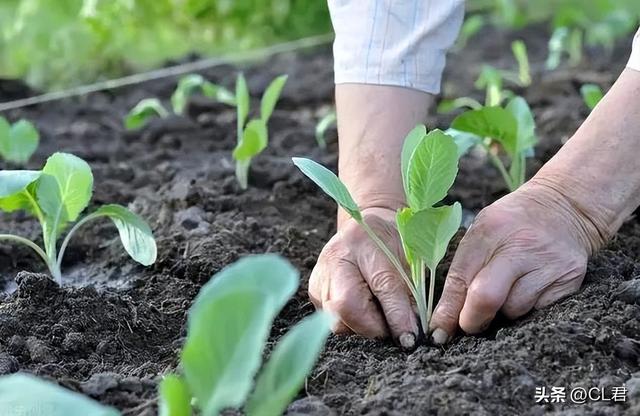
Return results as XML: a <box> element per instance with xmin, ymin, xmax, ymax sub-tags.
<box><xmin>429</xmin><ymin>229</ymin><xmax>491</xmax><ymax>343</ymax></box>
<box><xmin>459</xmin><ymin>256</ymin><xmax>523</xmax><ymax>333</ymax></box>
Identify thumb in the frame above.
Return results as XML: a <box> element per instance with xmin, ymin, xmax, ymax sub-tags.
<box><xmin>429</xmin><ymin>230</ymin><xmax>490</xmax><ymax>344</ymax></box>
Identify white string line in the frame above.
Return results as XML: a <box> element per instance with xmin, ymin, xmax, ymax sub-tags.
<box><xmin>0</xmin><ymin>33</ymin><xmax>333</xmax><ymax>113</ymax></box>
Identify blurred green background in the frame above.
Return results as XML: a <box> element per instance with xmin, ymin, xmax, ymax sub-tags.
<box><xmin>0</xmin><ymin>0</ymin><xmax>638</xmax><ymax>90</ymax></box>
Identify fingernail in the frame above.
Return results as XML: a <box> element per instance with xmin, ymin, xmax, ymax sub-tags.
<box><xmin>431</xmin><ymin>328</ymin><xmax>449</xmax><ymax>345</ymax></box>
<box><xmin>399</xmin><ymin>332</ymin><xmax>416</xmax><ymax>349</ymax></box>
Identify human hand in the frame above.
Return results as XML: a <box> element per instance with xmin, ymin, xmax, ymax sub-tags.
<box><xmin>308</xmin><ymin>207</ymin><xmax>419</xmax><ymax>349</ymax></box>
<box><xmin>429</xmin><ymin>178</ymin><xmax>604</xmax><ymax>344</ymax></box>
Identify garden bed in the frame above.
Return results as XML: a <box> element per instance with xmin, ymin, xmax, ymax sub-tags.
<box><xmin>1</xmin><ymin>27</ymin><xmax>639</xmax><ymax>415</ymax></box>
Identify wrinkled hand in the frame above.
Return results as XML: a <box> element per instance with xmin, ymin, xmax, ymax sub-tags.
<box><xmin>429</xmin><ymin>179</ymin><xmax>600</xmax><ymax>344</ymax></box>
<box><xmin>309</xmin><ymin>207</ymin><xmax>419</xmax><ymax>348</ymax></box>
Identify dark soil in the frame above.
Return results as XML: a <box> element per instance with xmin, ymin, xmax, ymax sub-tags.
<box><xmin>1</xmin><ymin>26</ymin><xmax>640</xmax><ymax>416</ymax></box>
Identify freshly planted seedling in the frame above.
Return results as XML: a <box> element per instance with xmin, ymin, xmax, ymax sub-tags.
<box><xmin>232</xmin><ymin>73</ymin><xmax>288</xmax><ymax>189</ymax></box>
<box><xmin>0</xmin><ymin>116</ymin><xmax>39</xmax><ymax>163</ymax></box>
<box><xmin>171</xmin><ymin>73</ymin><xmax>236</xmax><ymax>115</ymax></box>
<box><xmin>450</xmin><ymin>95</ymin><xmax>537</xmax><ymax>191</ymax></box>
<box><xmin>314</xmin><ymin>109</ymin><xmax>336</xmax><ymax>149</ymax></box>
<box><xmin>0</xmin><ymin>152</ymin><xmax>157</xmax><ymax>283</ymax></box>
<box><xmin>125</xmin><ymin>98</ymin><xmax>170</xmax><ymax>130</ymax></box>
<box><xmin>581</xmin><ymin>84</ymin><xmax>604</xmax><ymax>110</ymax></box>
<box><xmin>293</xmin><ymin>126</ymin><xmax>461</xmax><ymax>334</ymax></box>
<box><xmin>0</xmin><ymin>255</ymin><xmax>331</xmax><ymax>416</ymax></box>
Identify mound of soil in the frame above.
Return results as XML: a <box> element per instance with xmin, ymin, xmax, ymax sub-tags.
<box><xmin>0</xmin><ymin>26</ymin><xmax>639</xmax><ymax>415</ymax></box>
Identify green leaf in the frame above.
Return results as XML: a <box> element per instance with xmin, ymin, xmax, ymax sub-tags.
<box><xmin>245</xmin><ymin>311</ymin><xmax>333</xmax><ymax>416</ymax></box>
<box><xmin>398</xmin><ymin>203</ymin><xmax>462</xmax><ymax>271</ymax></box>
<box><xmin>260</xmin><ymin>75</ymin><xmax>287</xmax><ymax>121</ymax></box>
<box><xmin>171</xmin><ymin>74</ymin><xmax>206</xmax><ymax>114</ymax></box>
<box><xmin>159</xmin><ymin>374</ymin><xmax>192</xmax><ymax>416</ymax></box>
<box><xmin>406</xmin><ymin>129</ymin><xmax>459</xmax><ymax>211</ymax></box>
<box><xmin>201</xmin><ymin>82</ymin><xmax>236</xmax><ymax>106</ymax></box>
<box><xmin>236</xmin><ymin>74</ymin><xmax>250</xmax><ymax>130</ymax></box>
<box><xmin>400</xmin><ymin>124</ymin><xmax>427</xmax><ymax>196</ymax></box>
<box><xmin>505</xmin><ymin>96</ymin><xmax>537</xmax><ymax>154</ymax></box>
<box><xmin>1</xmin><ymin>119</ymin><xmax>40</xmax><ymax>163</ymax></box>
<box><xmin>183</xmin><ymin>254</ymin><xmax>300</xmax><ymax>415</ymax></box>
<box><xmin>395</xmin><ymin>207</ymin><xmax>415</xmax><ymax>265</ymax></box>
<box><xmin>90</xmin><ymin>204</ymin><xmax>157</xmax><ymax>266</ymax></box>
<box><xmin>314</xmin><ymin>111</ymin><xmax>336</xmax><ymax>149</ymax></box>
<box><xmin>125</xmin><ymin>98</ymin><xmax>169</xmax><ymax>130</ymax></box>
<box><xmin>436</xmin><ymin>97</ymin><xmax>483</xmax><ymax>114</ymax></box>
<box><xmin>292</xmin><ymin>157</ymin><xmax>362</xmax><ymax>222</ymax></box>
<box><xmin>451</xmin><ymin>107</ymin><xmax>518</xmax><ymax>156</ymax></box>
<box><xmin>445</xmin><ymin>128</ymin><xmax>481</xmax><ymax>158</ymax></box>
<box><xmin>0</xmin><ymin>170</ymin><xmax>41</xmax><ymax>214</ymax></box>
<box><xmin>0</xmin><ymin>373</ymin><xmax>120</xmax><ymax>416</ymax></box>
<box><xmin>233</xmin><ymin>119</ymin><xmax>268</xmax><ymax>161</ymax></box>
<box><xmin>511</xmin><ymin>40</ymin><xmax>531</xmax><ymax>87</ymax></box>
<box><xmin>580</xmin><ymin>84</ymin><xmax>604</xmax><ymax>110</ymax></box>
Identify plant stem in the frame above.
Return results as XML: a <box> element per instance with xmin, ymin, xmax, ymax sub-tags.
<box><xmin>0</xmin><ymin>234</ymin><xmax>60</xmax><ymax>282</ymax></box>
<box><xmin>415</xmin><ymin>260</ymin><xmax>429</xmax><ymax>333</ymax></box>
<box><xmin>485</xmin><ymin>145</ymin><xmax>515</xmax><ymax>191</ymax></box>
<box><xmin>426</xmin><ymin>266</ymin><xmax>437</xmax><ymax>328</ymax></box>
<box><xmin>235</xmin><ymin>159</ymin><xmax>250</xmax><ymax>189</ymax></box>
<box><xmin>56</xmin><ymin>213</ymin><xmax>103</xmax><ymax>272</ymax></box>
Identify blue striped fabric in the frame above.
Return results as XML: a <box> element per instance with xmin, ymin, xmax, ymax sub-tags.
<box><xmin>328</xmin><ymin>0</ymin><xmax>464</xmax><ymax>94</ymax></box>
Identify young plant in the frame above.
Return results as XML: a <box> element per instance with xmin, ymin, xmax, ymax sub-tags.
<box><xmin>580</xmin><ymin>84</ymin><xmax>604</xmax><ymax>110</ymax></box>
<box><xmin>171</xmin><ymin>73</ymin><xmax>236</xmax><ymax>115</ymax></box>
<box><xmin>293</xmin><ymin>126</ymin><xmax>461</xmax><ymax>334</ymax></box>
<box><xmin>314</xmin><ymin>109</ymin><xmax>336</xmax><ymax>149</ymax></box>
<box><xmin>232</xmin><ymin>74</ymin><xmax>288</xmax><ymax>189</ymax></box>
<box><xmin>0</xmin><ymin>152</ymin><xmax>157</xmax><ymax>283</ymax></box>
<box><xmin>124</xmin><ymin>98</ymin><xmax>170</xmax><ymax>130</ymax></box>
<box><xmin>0</xmin><ymin>116</ymin><xmax>39</xmax><ymax>163</ymax></box>
<box><xmin>449</xmin><ymin>95</ymin><xmax>537</xmax><ymax>192</ymax></box>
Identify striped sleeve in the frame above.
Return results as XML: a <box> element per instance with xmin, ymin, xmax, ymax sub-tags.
<box><xmin>628</xmin><ymin>28</ymin><xmax>640</xmax><ymax>71</ymax></box>
<box><xmin>328</xmin><ymin>0</ymin><xmax>465</xmax><ymax>94</ymax></box>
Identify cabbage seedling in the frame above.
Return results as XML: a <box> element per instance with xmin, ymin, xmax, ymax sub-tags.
<box><xmin>124</xmin><ymin>98</ymin><xmax>169</xmax><ymax>130</ymax></box>
<box><xmin>0</xmin><ymin>117</ymin><xmax>39</xmax><ymax>163</ymax></box>
<box><xmin>449</xmin><ymin>96</ymin><xmax>537</xmax><ymax>192</ymax></box>
<box><xmin>0</xmin><ymin>152</ymin><xmax>157</xmax><ymax>283</ymax></box>
<box><xmin>580</xmin><ymin>84</ymin><xmax>604</xmax><ymax>110</ymax></box>
<box><xmin>159</xmin><ymin>254</ymin><xmax>333</xmax><ymax>416</ymax></box>
<box><xmin>293</xmin><ymin>126</ymin><xmax>461</xmax><ymax>334</ymax></box>
<box><xmin>315</xmin><ymin>110</ymin><xmax>336</xmax><ymax>149</ymax></box>
<box><xmin>171</xmin><ymin>73</ymin><xmax>236</xmax><ymax>115</ymax></box>
<box><xmin>232</xmin><ymin>74</ymin><xmax>288</xmax><ymax>189</ymax></box>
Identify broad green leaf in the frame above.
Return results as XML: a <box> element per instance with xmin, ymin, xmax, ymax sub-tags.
<box><xmin>171</xmin><ymin>74</ymin><xmax>207</xmax><ymax>114</ymax></box>
<box><xmin>400</xmin><ymin>124</ymin><xmax>427</xmax><ymax>195</ymax></box>
<box><xmin>125</xmin><ymin>98</ymin><xmax>169</xmax><ymax>130</ymax></box>
<box><xmin>505</xmin><ymin>96</ymin><xmax>537</xmax><ymax>154</ymax></box>
<box><xmin>246</xmin><ymin>311</ymin><xmax>333</xmax><ymax>416</ymax></box>
<box><xmin>190</xmin><ymin>254</ymin><xmax>299</xmax><ymax>330</ymax></box>
<box><xmin>0</xmin><ymin>119</ymin><xmax>39</xmax><ymax>163</ymax></box>
<box><xmin>159</xmin><ymin>374</ymin><xmax>192</xmax><ymax>416</ymax></box>
<box><xmin>314</xmin><ymin>111</ymin><xmax>336</xmax><ymax>149</ymax></box>
<box><xmin>406</xmin><ymin>129</ymin><xmax>459</xmax><ymax>211</ymax></box>
<box><xmin>580</xmin><ymin>84</ymin><xmax>604</xmax><ymax>110</ymax></box>
<box><xmin>0</xmin><ymin>373</ymin><xmax>119</xmax><ymax>416</ymax></box>
<box><xmin>182</xmin><ymin>289</ymin><xmax>272</xmax><ymax>416</ymax></box>
<box><xmin>232</xmin><ymin>119</ymin><xmax>268</xmax><ymax>161</ymax></box>
<box><xmin>445</xmin><ymin>128</ymin><xmax>481</xmax><ymax>158</ymax></box>
<box><xmin>236</xmin><ymin>74</ymin><xmax>250</xmax><ymax>130</ymax></box>
<box><xmin>90</xmin><ymin>204</ymin><xmax>157</xmax><ymax>266</ymax></box>
<box><xmin>0</xmin><ymin>171</ymin><xmax>41</xmax><ymax>214</ymax></box>
<box><xmin>400</xmin><ymin>203</ymin><xmax>462</xmax><ymax>271</ymax></box>
<box><xmin>395</xmin><ymin>207</ymin><xmax>415</xmax><ymax>265</ymax></box>
<box><xmin>292</xmin><ymin>157</ymin><xmax>362</xmax><ymax>222</ymax></box>
<box><xmin>451</xmin><ymin>107</ymin><xmax>518</xmax><ymax>156</ymax></box>
<box><xmin>260</xmin><ymin>75</ymin><xmax>288</xmax><ymax>121</ymax></box>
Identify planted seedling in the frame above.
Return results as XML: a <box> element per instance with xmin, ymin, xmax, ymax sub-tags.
<box><xmin>124</xmin><ymin>98</ymin><xmax>170</xmax><ymax>130</ymax></box>
<box><xmin>232</xmin><ymin>73</ymin><xmax>288</xmax><ymax>189</ymax></box>
<box><xmin>580</xmin><ymin>84</ymin><xmax>604</xmax><ymax>110</ymax></box>
<box><xmin>0</xmin><ymin>116</ymin><xmax>39</xmax><ymax>163</ymax></box>
<box><xmin>171</xmin><ymin>73</ymin><xmax>236</xmax><ymax>115</ymax></box>
<box><xmin>0</xmin><ymin>152</ymin><xmax>157</xmax><ymax>283</ymax></box>
<box><xmin>293</xmin><ymin>126</ymin><xmax>461</xmax><ymax>335</ymax></box>
<box><xmin>0</xmin><ymin>255</ymin><xmax>331</xmax><ymax>416</ymax></box>
<box><xmin>449</xmin><ymin>95</ymin><xmax>537</xmax><ymax>191</ymax></box>
<box><xmin>314</xmin><ymin>109</ymin><xmax>336</xmax><ymax>149</ymax></box>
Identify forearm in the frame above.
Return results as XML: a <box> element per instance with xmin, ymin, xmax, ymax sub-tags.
<box><xmin>336</xmin><ymin>84</ymin><xmax>432</xmax><ymax>227</ymax></box>
<box><xmin>530</xmin><ymin>68</ymin><xmax>640</xmax><ymax>252</ymax></box>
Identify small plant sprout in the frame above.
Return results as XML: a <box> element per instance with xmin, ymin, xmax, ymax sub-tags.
<box><xmin>293</xmin><ymin>126</ymin><xmax>461</xmax><ymax>335</ymax></box>
<box><xmin>124</xmin><ymin>98</ymin><xmax>170</xmax><ymax>130</ymax></box>
<box><xmin>232</xmin><ymin>73</ymin><xmax>288</xmax><ymax>189</ymax></box>
<box><xmin>159</xmin><ymin>254</ymin><xmax>333</xmax><ymax>416</ymax></box>
<box><xmin>314</xmin><ymin>109</ymin><xmax>336</xmax><ymax>149</ymax></box>
<box><xmin>0</xmin><ymin>152</ymin><xmax>157</xmax><ymax>283</ymax></box>
<box><xmin>581</xmin><ymin>84</ymin><xmax>604</xmax><ymax>110</ymax></box>
<box><xmin>171</xmin><ymin>74</ymin><xmax>236</xmax><ymax>115</ymax></box>
<box><xmin>0</xmin><ymin>117</ymin><xmax>39</xmax><ymax>163</ymax></box>
<box><xmin>449</xmin><ymin>96</ymin><xmax>537</xmax><ymax>192</ymax></box>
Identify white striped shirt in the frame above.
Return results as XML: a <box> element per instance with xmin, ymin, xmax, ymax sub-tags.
<box><xmin>329</xmin><ymin>0</ymin><xmax>640</xmax><ymax>93</ymax></box>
